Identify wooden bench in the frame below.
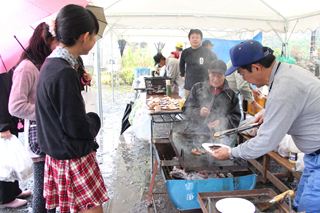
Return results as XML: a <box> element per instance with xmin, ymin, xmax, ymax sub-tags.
<box><xmin>240</xmin><ymin>134</ymin><xmax>301</xmax><ymax>192</ymax></box>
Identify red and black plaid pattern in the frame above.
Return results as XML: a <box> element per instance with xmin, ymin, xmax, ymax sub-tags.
<box><xmin>44</xmin><ymin>152</ymin><xmax>109</xmax><ymax>212</ymax></box>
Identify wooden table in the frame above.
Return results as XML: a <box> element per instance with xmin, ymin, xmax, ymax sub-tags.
<box><xmin>240</xmin><ymin>134</ymin><xmax>301</xmax><ymax>192</ymax></box>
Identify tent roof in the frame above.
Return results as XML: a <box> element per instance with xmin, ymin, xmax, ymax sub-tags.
<box><xmin>98</xmin><ymin>0</ymin><xmax>320</xmax><ymax>36</ymax></box>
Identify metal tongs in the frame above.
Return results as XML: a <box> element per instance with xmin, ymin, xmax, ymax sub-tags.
<box><xmin>213</xmin><ymin>122</ymin><xmax>261</xmax><ymax>138</ymax></box>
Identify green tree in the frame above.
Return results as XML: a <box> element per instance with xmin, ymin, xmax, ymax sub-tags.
<box><xmin>119</xmin><ymin>46</ymin><xmax>154</xmax><ymax>85</ymax></box>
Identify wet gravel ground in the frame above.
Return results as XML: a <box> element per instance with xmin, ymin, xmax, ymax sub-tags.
<box><xmin>1</xmin><ymin>85</ymin><xmax>296</xmax><ymax>213</ymax></box>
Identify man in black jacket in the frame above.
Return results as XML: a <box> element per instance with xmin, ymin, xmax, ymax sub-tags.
<box><xmin>183</xmin><ymin>60</ymin><xmax>241</xmax><ymax>138</ymax></box>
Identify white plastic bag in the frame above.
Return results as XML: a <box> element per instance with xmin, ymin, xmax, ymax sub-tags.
<box><xmin>129</xmin><ymin>93</ymin><xmax>151</xmax><ymax>141</ymax></box>
<box><xmin>296</xmin><ymin>153</ymin><xmax>305</xmax><ymax>172</ymax></box>
<box><xmin>277</xmin><ymin>134</ymin><xmax>301</xmax><ymax>157</ymax></box>
<box><xmin>0</xmin><ymin>135</ymin><xmax>33</xmax><ymax>182</ymax></box>
<box><xmin>176</xmin><ymin>76</ymin><xmax>185</xmax><ymax>98</ymax></box>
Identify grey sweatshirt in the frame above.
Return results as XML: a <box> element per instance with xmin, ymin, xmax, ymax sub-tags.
<box><xmin>232</xmin><ymin>62</ymin><xmax>320</xmax><ymax>159</ymax></box>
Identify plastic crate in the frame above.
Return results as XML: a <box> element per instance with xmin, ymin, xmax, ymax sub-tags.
<box><xmin>134</xmin><ymin>67</ymin><xmax>151</xmax><ymax>79</ymax></box>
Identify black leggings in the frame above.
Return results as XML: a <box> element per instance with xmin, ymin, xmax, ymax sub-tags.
<box><xmin>33</xmin><ymin>161</ymin><xmax>56</xmax><ymax>213</ymax></box>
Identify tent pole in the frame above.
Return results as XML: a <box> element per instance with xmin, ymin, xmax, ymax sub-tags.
<box><xmin>94</xmin><ymin>40</ymin><xmax>104</xmax><ymax>127</ymax></box>
<box><xmin>287</xmin><ymin>20</ymin><xmax>299</xmax><ymax>43</ymax></box>
<box><xmin>110</xmin><ymin>32</ymin><xmax>115</xmax><ymax>103</ymax></box>
<box><xmin>284</xmin><ymin>23</ymin><xmax>288</xmax><ymax>57</ymax></box>
<box><xmin>310</xmin><ymin>30</ymin><xmax>317</xmax><ymax>60</ymax></box>
<box><xmin>105</xmin><ymin>0</ymin><xmax>123</xmax><ymax>10</ymax></box>
<box><xmin>268</xmin><ymin>22</ymin><xmax>287</xmax><ymax>56</ymax></box>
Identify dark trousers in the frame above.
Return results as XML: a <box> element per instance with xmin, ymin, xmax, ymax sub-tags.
<box><xmin>33</xmin><ymin>161</ymin><xmax>46</xmax><ymax>213</ymax></box>
<box><xmin>0</xmin><ymin>180</ymin><xmax>22</xmax><ymax>204</ymax></box>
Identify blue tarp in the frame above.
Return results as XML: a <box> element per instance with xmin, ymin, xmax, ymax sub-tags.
<box><xmin>204</xmin><ymin>32</ymin><xmax>263</xmax><ymax>63</ymax></box>
<box><xmin>134</xmin><ymin>67</ymin><xmax>150</xmax><ymax>79</ymax></box>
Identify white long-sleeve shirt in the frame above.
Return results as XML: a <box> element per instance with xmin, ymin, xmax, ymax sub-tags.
<box><xmin>232</xmin><ymin>62</ymin><xmax>320</xmax><ymax>159</ymax></box>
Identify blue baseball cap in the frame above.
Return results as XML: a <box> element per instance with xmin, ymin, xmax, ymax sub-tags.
<box><xmin>226</xmin><ymin>40</ymin><xmax>271</xmax><ymax>76</ymax></box>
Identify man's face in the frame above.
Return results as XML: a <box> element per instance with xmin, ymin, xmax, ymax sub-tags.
<box><xmin>237</xmin><ymin>64</ymin><xmax>264</xmax><ymax>87</ymax></box>
<box><xmin>189</xmin><ymin>33</ymin><xmax>202</xmax><ymax>48</ymax></box>
<box><xmin>205</xmin><ymin>44</ymin><xmax>213</xmax><ymax>50</ymax></box>
<box><xmin>209</xmin><ymin>72</ymin><xmax>225</xmax><ymax>88</ymax></box>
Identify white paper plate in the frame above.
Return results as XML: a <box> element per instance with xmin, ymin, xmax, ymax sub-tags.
<box><xmin>215</xmin><ymin>197</ymin><xmax>255</xmax><ymax>213</ymax></box>
<box><xmin>201</xmin><ymin>143</ymin><xmax>230</xmax><ymax>154</ymax></box>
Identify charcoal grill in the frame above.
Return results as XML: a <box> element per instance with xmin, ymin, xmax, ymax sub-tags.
<box><xmin>152</xmin><ymin>136</ymin><xmax>257</xmax><ymax>211</ymax></box>
<box><xmin>169</xmin><ymin>131</ymin><xmax>248</xmax><ymax>172</ymax></box>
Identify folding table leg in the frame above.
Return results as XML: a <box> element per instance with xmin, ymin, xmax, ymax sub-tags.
<box><xmin>150</xmin><ymin>118</ymin><xmax>154</xmax><ymax>173</ymax></box>
<box><xmin>146</xmin><ymin>160</ymin><xmax>158</xmax><ymax>207</ymax></box>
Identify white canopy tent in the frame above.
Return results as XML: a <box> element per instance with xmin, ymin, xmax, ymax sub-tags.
<box><xmin>96</xmin><ymin>0</ymin><xmax>320</xmax><ymax>46</ymax></box>
<box><xmin>88</xmin><ymin>0</ymin><xmax>320</xmax><ymax>116</ymax></box>
<box><xmin>83</xmin><ymin>0</ymin><xmax>320</xmax><ymax>129</ymax></box>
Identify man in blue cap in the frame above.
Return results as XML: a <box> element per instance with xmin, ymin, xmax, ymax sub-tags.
<box><xmin>212</xmin><ymin>40</ymin><xmax>320</xmax><ymax>212</ymax></box>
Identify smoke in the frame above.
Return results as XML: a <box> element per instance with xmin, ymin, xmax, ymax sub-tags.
<box><xmin>179</xmin><ymin>79</ymin><xmax>240</xmax><ymax>146</ymax></box>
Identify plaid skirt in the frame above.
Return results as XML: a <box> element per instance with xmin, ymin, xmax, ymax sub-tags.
<box><xmin>28</xmin><ymin>120</ymin><xmax>43</xmax><ymax>155</ymax></box>
<box><xmin>44</xmin><ymin>152</ymin><xmax>109</xmax><ymax>212</ymax></box>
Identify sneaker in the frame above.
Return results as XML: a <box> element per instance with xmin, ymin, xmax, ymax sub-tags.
<box><xmin>17</xmin><ymin>189</ymin><xmax>32</xmax><ymax>199</ymax></box>
<box><xmin>0</xmin><ymin>198</ymin><xmax>27</xmax><ymax>208</ymax></box>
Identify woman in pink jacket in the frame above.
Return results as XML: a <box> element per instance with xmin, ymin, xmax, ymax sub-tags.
<box><xmin>9</xmin><ymin>22</ymin><xmax>57</xmax><ymax>213</ymax></box>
